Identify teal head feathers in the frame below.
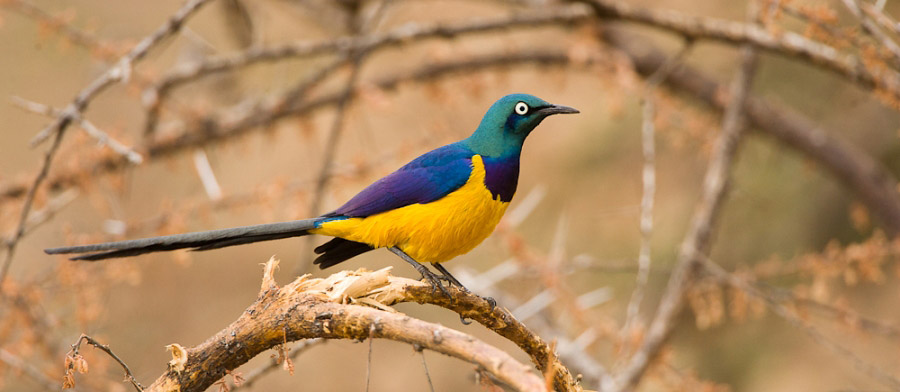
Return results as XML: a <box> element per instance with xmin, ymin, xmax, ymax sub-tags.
<box><xmin>463</xmin><ymin>93</ymin><xmax>579</xmax><ymax>157</ymax></box>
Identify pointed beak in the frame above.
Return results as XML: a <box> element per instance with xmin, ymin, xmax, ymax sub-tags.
<box><xmin>537</xmin><ymin>104</ymin><xmax>580</xmax><ymax>116</ymax></box>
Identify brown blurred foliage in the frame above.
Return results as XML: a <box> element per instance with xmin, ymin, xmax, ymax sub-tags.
<box><xmin>1</xmin><ymin>0</ymin><xmax>900</xmax><ymax>391</ymax></box>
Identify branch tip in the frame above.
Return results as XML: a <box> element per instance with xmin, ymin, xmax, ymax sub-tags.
<box><xmin>259</xmin><ymin>256</ymin><xmax>280</xmax><ymax>296</ymax></box>
<box><xmin>166</xmin><ymin>344</ymin><xmax>187</xmax><ymax>373</ymax></box>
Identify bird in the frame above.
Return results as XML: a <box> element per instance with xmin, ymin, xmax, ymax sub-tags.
<box><xmin>45</xmin><ymin>93</ymin><xmax>579</xmax><ymax>296</ymax></box>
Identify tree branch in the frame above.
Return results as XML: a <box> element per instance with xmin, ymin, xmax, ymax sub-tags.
<box><xmin>603</xmin><ymin>28</ymin><xmax>900</xmax><ymax>235</ymax></box>
<box><xmin>701</xmin><ymin>258</ymin><xmax>900</xmax><ymax>390</ymax></box>
<box><xmin>623</xmin><ymin>40</ymin><xmax>693</xmax><ymax>335</ymax></box>
<box><xmin>146</xmin><ymin>259</ymin><xmax>555</xmax><ymax>392</ymax></box>
<box><xmin>145</xmin><ymin>6</ymin><xmax>589</xmax><ymax>96</ymax></box>
<box><xmin>575</xmin><ymin>0</ymin><xmax>900</xmax><ymax>100</ymax></box>
<box><xmin>0</xmin><ymin>0</ymin><xmax>213</xmax><ymax>287</ymax></box>
<box><xmin>0</xmin><ymin>51</ymin><xmax>573</xmax><ymax>203</ymax></box>
<box><xmin>610</xmin><ymin>16</ymin><xmax>760</xmax><ymax>390</ymax></box>
<box><xmin>31</xmin><ymin>0</ymin><xmax>213</xmax><ymax>146</ymax></box>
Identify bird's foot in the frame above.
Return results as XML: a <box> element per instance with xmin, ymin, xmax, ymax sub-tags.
<box><xmin>388</xmin><ymin>247</ymin><xmax>452</xmax><ymax>298</ymax></box>
<box><xmin>416</xmin><ymin>268</ymin><xmax>452</xmax><ymax>298</ymax></box>
<box><xmin>435</xmin><ymin>274</ymin><xmax>456</xmax><ymax>286</ymax></box>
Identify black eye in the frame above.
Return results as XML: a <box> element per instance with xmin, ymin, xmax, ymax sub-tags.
<box><xmin>514</xmin><ymin>102</ymin><xmax>529</xmax><ymax>115</ymax></box>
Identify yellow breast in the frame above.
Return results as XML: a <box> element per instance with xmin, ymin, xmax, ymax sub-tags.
<box><xmin>311</xmin><ymin>155</ymin><xmax>509</xmax><ymax>263</ymax></box>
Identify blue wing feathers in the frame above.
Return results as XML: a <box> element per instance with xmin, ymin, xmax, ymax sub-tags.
<box><xmin>328</xmin><ymin>143</ymin><xmax>475</xmax><ymax>218</ymax></box>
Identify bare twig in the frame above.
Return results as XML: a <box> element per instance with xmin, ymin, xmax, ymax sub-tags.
<box><xmin>701</xmin><ymin>259</ymin><xmax>900</xmax><ymax>390</ymax></box>
<box><xmin>622</xmin><ymin>41</ymin><xmax>693</xmax><ymax>335</ymax></box>
<box><xmin>840</xmin><ymin>0</ymin><xmax>900</xmax><ymax>65</ymax></box>
<box><xmin>418</xmin><ymin>349</ymin><xmax>436</xmax><ymax>392</ymax></box>
<box><xmin>365</xmin><ymin>324</ymin><xmax>375</xmax><ymax>392</ymax></box>
<box><xmin>0</xmin><ymin>0</ymin><xmax>121</xmax><ymax>59</ymax></box>
<box><xmin>610</xmin><ymin>8</ymin><xmax>760</xmax><ymax>389</ymax></box>
<box><xmin>0</xmin><ymin>119</ymin><xmax>67</xmax><ymax>286</ymax></box>
<box><xmin>0</xmin><ymin>348</ymin><xmax>58</xmax><ymax>392</ymax></box>
<box><xmin>792</xmin><ymin>297</ymin><xmax>900</xmax><ymax>340</ymax></box>
<box><xmin>860</xmin><ymin>2</ymin><xmax>900</xmax><ymax>38</ymax></box>
<box><xmin>0</xmin><ymin>0</ymin><xmax>212</xmax><ymax>287</ymax></box>
<box><xmin>230</xmin><ymin>339</ymin><xmax>325</xmax><ymax>390</ymax></box>
<box><xmin>31</xmin><ymin>0</ymin><xmax>213</xmax><ymax>146</ymax></box>
<box><xmin>68</xmin><ymin>334</ymin><xmax>143</xmax><ymax>391</ymax></box>
<box><xmin>2</xmin><ymin>188</ymin><xmax>79</xmax><ymax>247</ymax></box>
<box><xmin>192</xmin><ymin>150</ymin><xmax>223</xmax><ymax>201</ymax></box>
<box><xmin>12</xmin><ymin>96</ymin><xmax>143</xmax><ymax>164</ymax></box>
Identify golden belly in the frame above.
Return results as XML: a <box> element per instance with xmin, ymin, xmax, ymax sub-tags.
<box><xmin>311</xmin><ymin>155</ymin><xmax>509</xmax><ymax>263</ymax></box>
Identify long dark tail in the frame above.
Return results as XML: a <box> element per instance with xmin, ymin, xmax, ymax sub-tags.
<box><xmin>45</xmin><ymin>219</ymin><xmax>321</xmax><ymax>261</ymax></box>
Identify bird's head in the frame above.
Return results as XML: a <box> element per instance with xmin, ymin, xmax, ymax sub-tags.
<box><xmin>465</xmin><ymin>93</ymin><xmax>579</xmax><ymax>157</ymax></box>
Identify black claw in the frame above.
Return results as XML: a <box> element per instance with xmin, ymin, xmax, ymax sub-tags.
<box><xmin>459</xmin><ymin>315</ymin><xmax>473</xmax><ymax>325</ymax></box>
<box><xmin>485</xmin><ymin>296</ymin><xmax>497</xmax><ymax>311</ymax></box>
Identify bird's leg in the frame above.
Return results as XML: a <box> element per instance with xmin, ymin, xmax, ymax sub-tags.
<box><xmin>433</xmin><ymin>263</ymin><xmax>497</xmax><ymax>312</ymax></box>
<box><xmin>388</xmin><ymin>247</ymin><xmax>451</xmax><ymax>298</ymax></box>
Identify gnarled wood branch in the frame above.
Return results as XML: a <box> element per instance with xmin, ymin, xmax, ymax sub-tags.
<box><xmin>147</xmin><ymin>258</ymin><xmax>576</xmax><ymax>392</ymax></box>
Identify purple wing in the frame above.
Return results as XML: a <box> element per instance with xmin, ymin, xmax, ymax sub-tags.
<box><xmin>327</xmin><ymin>143</ymin><xmax>475</xmax><ymax>218</ymax></box>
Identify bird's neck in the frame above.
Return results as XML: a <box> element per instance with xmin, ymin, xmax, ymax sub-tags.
<box><xmin>462</xmin><ymin>127</ymin><xmax>523</xmax><ymax>158</ymax></box>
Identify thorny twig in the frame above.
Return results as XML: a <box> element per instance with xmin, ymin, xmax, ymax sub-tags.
<box><xmin>68</xmin><ymin>334</ymin><xmax>143</xmax><ymax>391</ymax></box>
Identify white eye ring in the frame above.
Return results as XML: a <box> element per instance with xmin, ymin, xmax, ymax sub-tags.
<box><xmin>514</xmin><ymin>102</ymin><xmax>529</xmax><ymax>115</ymax></box>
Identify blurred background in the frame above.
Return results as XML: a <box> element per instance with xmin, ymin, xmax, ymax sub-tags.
<box><xmin>1</xmin><ymin>0</ymin><xmax>899</xmax><ymax>391</ymax></box>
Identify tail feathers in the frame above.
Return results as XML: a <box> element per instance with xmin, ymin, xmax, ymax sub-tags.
<box><xmin>313</xmin><ymin>238</ymin><xmax>374</xmax><ymax>269</ymax></box>
<box><xmin>45</xmin><ymin>219</ymin><xmax>320</xmax><ymax>261</ymax></box>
